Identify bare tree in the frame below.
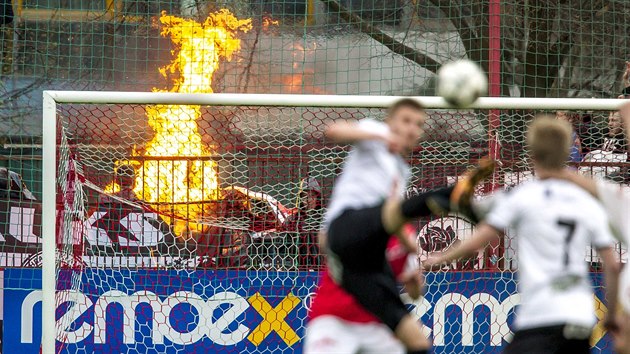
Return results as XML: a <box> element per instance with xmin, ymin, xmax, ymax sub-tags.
<box><xmin>323</xmin><ymin>0</ymin><xmax>630</xmax><ymax>98</ymax></box>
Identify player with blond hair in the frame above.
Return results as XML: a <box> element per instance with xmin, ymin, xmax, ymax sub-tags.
<box><xmin>424</xmin><ymin>116</ymin><xmax>621</xmax><ymax>354</ymax></box>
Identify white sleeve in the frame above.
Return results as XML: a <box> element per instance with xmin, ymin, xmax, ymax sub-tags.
<box><xmin>484</xmin><ymin>192</ymin><xmax>519</xmax><ymax>230</ymax></box>
<box><xmin>596</xmin><ymin>180</ymin><xmax>630</xmax><ymax>244</ymax></box>
<box><xmin>357</xmin><ymin>119</ymin><xmax>389</xmax><ymax>136</ymax></box>
<box><xmin>355</xmin><ymin>119</ymin><xmax>390</xmax><ymax>149</ymax></box>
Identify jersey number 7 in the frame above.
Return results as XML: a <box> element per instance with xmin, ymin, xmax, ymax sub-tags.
<box><xmin>557</xmin><ymin>219</ymin><xmax>577</xmax><ymax>268</ymax></box>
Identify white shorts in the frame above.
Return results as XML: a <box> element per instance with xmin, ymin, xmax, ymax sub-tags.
<box><xmin>304</xmin><ymin>315</ymin><xmax>404</xmax><ymax>354</ymax></box>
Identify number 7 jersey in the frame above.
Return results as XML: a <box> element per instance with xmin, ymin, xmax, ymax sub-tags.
<box><xmin>485</xmin><ymin>179</ymin><xmax>615</xmax><ymax>330</ymax></box>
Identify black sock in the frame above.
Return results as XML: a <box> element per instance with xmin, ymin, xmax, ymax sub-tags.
<box><xmin>400</xmin><ymin>186</ymin><xmax>454</xmax><ymax>218</ymax></box>
<box><xmin>407</xmin><ymin>350</ymin><xmax>429</xmax><ymax>354</ymax></box>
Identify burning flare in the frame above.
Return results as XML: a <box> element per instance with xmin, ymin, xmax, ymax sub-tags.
<box><xmin>156</xmin><ymin>10</ymin><xmax>252</xmax><ymax>94</ymax></box>
<box><xmin>107</xmin><ymin>10</ymin><xmax>251</xmax><ymax>230</ymax></box>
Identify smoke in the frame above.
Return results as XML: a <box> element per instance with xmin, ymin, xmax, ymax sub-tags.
<box><xmin>215</xmin><ymin>30</ymin><xmax>483</xmax><ymax>142</ymax></box>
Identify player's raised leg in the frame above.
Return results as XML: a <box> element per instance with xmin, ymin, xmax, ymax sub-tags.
<box><xmin>381</xmin><ymin>157</ymin><xmax>496</xmax><ymax>237</ymax></box>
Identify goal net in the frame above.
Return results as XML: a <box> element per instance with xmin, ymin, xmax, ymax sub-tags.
<box><xmin>33</xmin><ymin>93</ymin><xmax>625</xmax><ymax>354</ymax></box>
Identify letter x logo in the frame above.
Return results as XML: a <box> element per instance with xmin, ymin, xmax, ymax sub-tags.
<box><xmin>247</xmin><ymin>292</ymin><xmax>300</xmax><ymax>346</ymax></box>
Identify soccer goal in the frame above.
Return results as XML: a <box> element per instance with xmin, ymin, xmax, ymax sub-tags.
<box><xmin>38</xmin><ymin>91</ymin><xmax>625</xmax><ymax>353</ymax></box>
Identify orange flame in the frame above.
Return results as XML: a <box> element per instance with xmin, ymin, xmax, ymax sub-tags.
<box><xmin>106</xmin><ymin>10</ymin><xmax>251</xmax><ymax>232</ymax></box>
<box><xmin>280</xmin><ymin>41</ymin><xmax>327</xmax><ymax>94</ymax></box>
<box><xmin>156</xmin><ymin>10</ymin><xmax>252</xmax><ymax>94</ymax></box>
<box><xmin>282</xmin><ymin>68</ymin><xmax>328</xmax><ymax>94</ymax></box>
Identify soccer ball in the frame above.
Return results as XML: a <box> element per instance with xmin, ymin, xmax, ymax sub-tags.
<box><xmin>436</xmin><ymin>59</ymin><xmax>488</xmax><ymax>108</ymax></box>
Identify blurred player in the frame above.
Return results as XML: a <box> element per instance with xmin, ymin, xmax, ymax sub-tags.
<box><xmin>554</xmin><ymin>101</ymin><xmax>630</xmax><ymax>353</ymax></box>
<box><xmin>319</xmin><ymin>98</ymin><xmax>495</xmax><ymax>353</ymax></box>
<box><xmin>424</xmin><ymin>117</ymin><xmax>620</xmax><ymax>354</ymax></box>
<box><xmin>304</xmin><ymin>224</ymin><xmax>421</xmax><ymax>354</ymax></box>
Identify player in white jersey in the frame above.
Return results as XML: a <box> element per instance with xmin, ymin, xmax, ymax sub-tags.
<box><xmin>320</xmin><ymin>98</ymin><xmax>496</xmax><ymax>353</ymax></box>
<box><xmin>552</xmin><ymin>101</ymin><xmax>630</xmax><ymax>353</ymax></box>
<box><xmin>424</xmin><ymin>117</ymin><xmax>621</xmax><ymax>354</ymax></box>
<box><xmin>559</xmin><ymin>172</ymin><xmax>630</xmax><ymax>353</ymax></box>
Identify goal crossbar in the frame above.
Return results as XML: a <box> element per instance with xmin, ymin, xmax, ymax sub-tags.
<box><xmin>44</xmin><ymin>91</ymin><xmax>627</xmax><ymax>110</ymax></box>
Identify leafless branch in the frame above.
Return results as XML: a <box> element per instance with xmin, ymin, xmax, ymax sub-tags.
<box><xmin>427</xmin><ymin>0</ymin><xmax>486</xmax><ymax>69</ymax></box>
<box><xmin>320</xmin><ymin>0</ymin><xmax>442</xmax><ymax>74</ymax></box>
<box><xmin>239</xmin><ymin>21</ymin><xmax>263</xmax><ymax>93</ymax></box>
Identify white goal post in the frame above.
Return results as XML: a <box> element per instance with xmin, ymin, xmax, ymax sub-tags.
<box><xmin>41</xmin><ymin>91</ymin><xmax>627</xmax><ymax>353</ymax></box>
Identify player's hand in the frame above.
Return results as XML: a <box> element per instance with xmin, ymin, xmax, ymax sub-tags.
<box><xmin>422</xmin><ymin>253</ymin><xmax>445</xmax><ymax>271</ymax></box>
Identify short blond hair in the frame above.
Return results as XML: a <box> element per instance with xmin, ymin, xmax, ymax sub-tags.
<box><xmin>527</xmin><ymin>115</ymin><xmax>573</xmax><ymax>170</ymax></box>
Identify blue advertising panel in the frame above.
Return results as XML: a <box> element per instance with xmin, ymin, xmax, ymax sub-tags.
<box><xmin>3</xmin><ymin>269</ymin><xmax>614</xmax><ymax>353</ymax></box>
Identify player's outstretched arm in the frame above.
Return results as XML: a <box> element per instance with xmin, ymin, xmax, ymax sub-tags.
<box><xmin>325</xmin><ymin>121</ymin><xmax>400</xmax><ymax>151</ymax></box>
<box><xmin>536</xmin><ymin>166</ymin><xmax>598</xmax><ymax>198</ymax></box>
<box><xmin>554</xmin><ymin>168</ymin><xmax>628</xmax><ymax>244</ymax></box>
<box><xmin>325</xmin><ymin>121</ymin><xmax>379</xmax><ymax>143</ymax></box>
<box><xmin>423</xmin><ymin>223</ymin><xmax>501</xmax><ymax>270</ymax></box>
